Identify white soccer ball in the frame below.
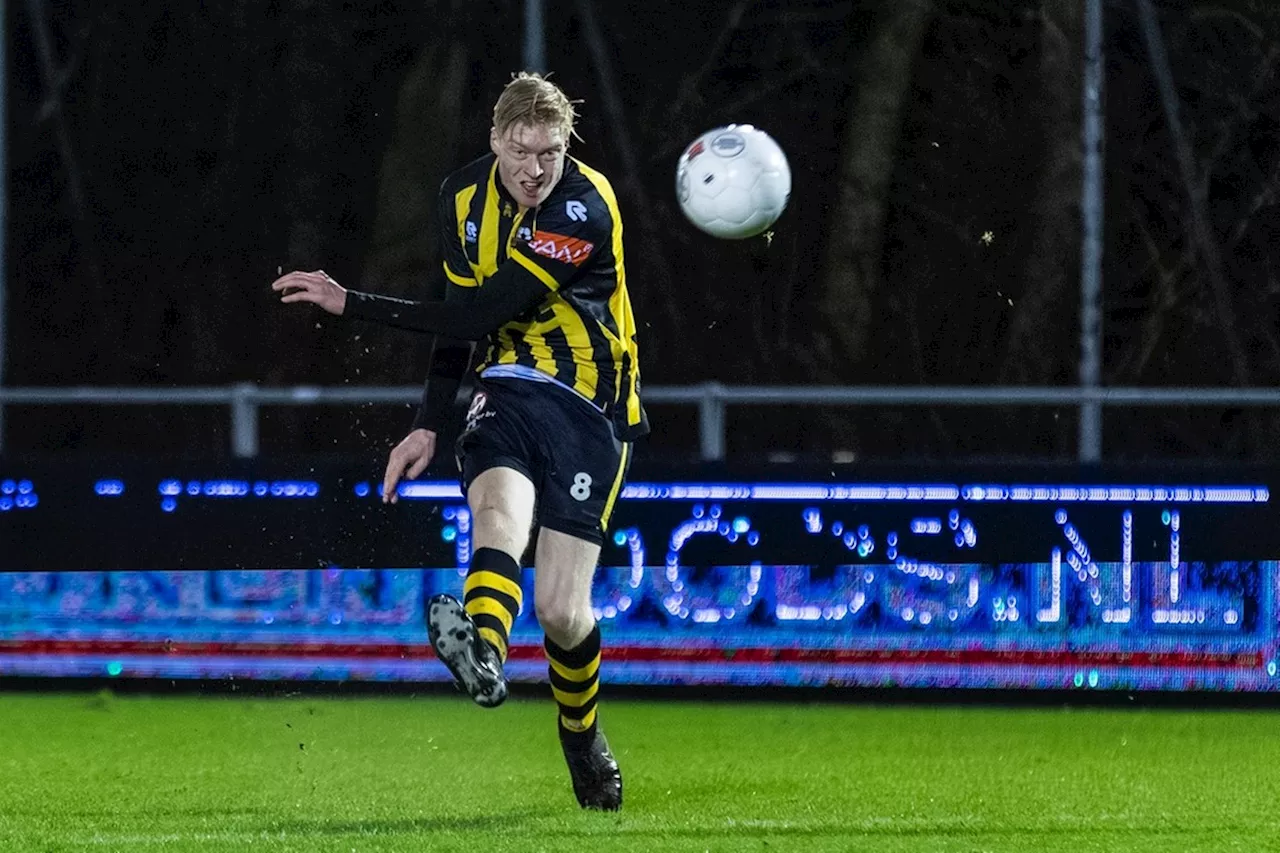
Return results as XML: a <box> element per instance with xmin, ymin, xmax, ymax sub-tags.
<box><xmin>675</xmin><ymin>125</ymin><xmax>791</xmax><ymax>240</ymax></box>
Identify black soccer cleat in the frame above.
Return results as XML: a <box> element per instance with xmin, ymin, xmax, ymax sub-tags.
<box><xmin>560</xmin><ymin>728</ymin><xmax>623</xmax><ymax>811</ymax></box>
<box><xmin>426</xmin><ymin>593</ymin><xmax>508</xmax><ymax>708</ymax></box>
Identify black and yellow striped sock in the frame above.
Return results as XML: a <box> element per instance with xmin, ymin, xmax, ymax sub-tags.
<box><xmin>463</xmin><ymin>547</ymin><xmax>523</xmax><ymax>663</ymax></box>
<box><xmin>545</xmin><ymin>623</ymin><xmax>602</xmax><ymax>744</ymax></box>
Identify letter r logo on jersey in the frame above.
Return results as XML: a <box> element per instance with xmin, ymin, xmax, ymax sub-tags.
<box><xmin>566</xmin><ymin>200</ymin><xmax>588</xmax><ymax>222</ymax></box>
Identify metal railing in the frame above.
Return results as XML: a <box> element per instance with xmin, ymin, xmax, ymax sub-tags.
<box><xmin>4</xmin><ymin>383</ymin><xmax>1280</xmax><ymax>461</ymax></box>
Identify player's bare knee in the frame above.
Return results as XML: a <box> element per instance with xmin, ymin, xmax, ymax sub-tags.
<box><xmin>535</xmin><ymin>596</ymin><xmax>593</xmax><ymax>648</ymax></box>
<box><xmin>471</xmin><ymin>504</ymin><xmax>530</xmax><ymax>556</ymax></box>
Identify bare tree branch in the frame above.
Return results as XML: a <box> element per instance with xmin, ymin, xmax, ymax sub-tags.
<box><xmin>666</xmin><ymin>0</ymin><xmax>755</xmax><ymax>122</ymax></box>
<box><xmin>818</xmin><ymin>0</ymin><xmax>935</xmax><ymax>372</ymax></box>
<box><xmin>1123</xmin><ymin>219</ymin><xmax>1193</xmax><ymax>379</ymax></box>
<box><xmin>1000</xmin><ymin>0</ymin><xmax>1081</xmax><ymax>385</ymax></box>
<box><xmin>1189</xmin><ymin>6</ymin><xmax>1267</xmax><ymax>41</ymax></box>
<box><xmin>24</xmin><ymin>0</ymin><xmax>120</xmax><ymax>367</ymax></box>
<box><xmin>1135</xmin><ymin>0</ymin><xmax>1252</xmax><ymax>385</ymax></box>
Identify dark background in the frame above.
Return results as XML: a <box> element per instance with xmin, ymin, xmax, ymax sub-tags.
<box><xmin>9</xmin><ymin>0</ymin><xmax>1280</xmax><ymax>462</ymax></box>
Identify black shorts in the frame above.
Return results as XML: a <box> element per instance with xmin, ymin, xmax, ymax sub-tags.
<box><xmin>455</xmin><ymin>376</ymin><xmax>631</xmax><ymax>546</ymax></box>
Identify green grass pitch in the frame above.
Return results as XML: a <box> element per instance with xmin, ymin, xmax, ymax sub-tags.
<box><xmin>1</xmin><ymin>691</ymin><xmax>1278</xmax><ymax>852</ymax></box>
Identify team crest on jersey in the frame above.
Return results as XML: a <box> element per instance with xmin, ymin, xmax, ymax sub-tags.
<box><xmin>517</xmin><ymin>225</ymin><xmax>533</xmax><ymax>242</ymax></box>
<box><xmin>528</xmin><ymin>230</ymin><xmax>595</xmax><ymax>267</ymax></box>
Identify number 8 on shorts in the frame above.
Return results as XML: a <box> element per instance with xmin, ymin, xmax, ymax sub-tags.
<box><xmin>570</xmin><ymin>472</ymin><xmax>592</xmax><ymax>502</ymax></box>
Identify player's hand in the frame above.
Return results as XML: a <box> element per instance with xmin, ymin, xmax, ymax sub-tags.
<box><xmin>382</xmin><ymin>428</ymin><xmax>437</xmax><ymax>504</ymax></box>
<box><xmin>271</xmin><ymin>270</ymin><xmax>347</xmax><ymax>316</ymax></box>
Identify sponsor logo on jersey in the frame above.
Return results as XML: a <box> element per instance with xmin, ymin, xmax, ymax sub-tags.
<box><xmin>566</xmin><ymin>200</ymin><xmax>588</xmax><ymax>222</ymax></box>
<box><xmin>465</xmin><ymin>221</ymin><xmax>478</xmax><ymax>243</ymax></box>
<box><xmin>528</xmin><ymin>230</ymin><xmax>595</xmax><ymax>267</ymax></box>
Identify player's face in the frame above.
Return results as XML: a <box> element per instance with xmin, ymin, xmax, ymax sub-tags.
<box><xmin>490</xmin><ymin>121</ymin><xmax>567</xmax><ymax>209</ymax></box>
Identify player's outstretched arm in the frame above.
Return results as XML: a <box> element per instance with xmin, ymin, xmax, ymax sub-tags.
<box><xmin>272</xmin><ymin>266</ymin><xmax>550</xmax><ymax>341</ymax></box>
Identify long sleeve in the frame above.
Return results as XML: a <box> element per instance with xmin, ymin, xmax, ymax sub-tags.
<box><xmin>411</xmin><ymin>337</ymin><xmax>473</xmax><ymax>432</ymax></box>
<box><xmin>343</xmin><ymin>264</ymin><xmax>550</xmax><ymax>340</ymax></box>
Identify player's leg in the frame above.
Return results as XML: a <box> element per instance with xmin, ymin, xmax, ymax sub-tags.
<box><xmin>426</xmin><ymin>465</ymin><xmax>535</xmax><ymax>707</ymax></box>
<box><xmin>464</xmin><ymin>465</ymin><xmax>535</xmax><ymax>661</ymax></box>
<box><xmin>533</xmin><ymin>400</ymin><xmax>630</xmax><ymax>810</ymax></box>
<box><xmin>427</xmin><ymin>383</ymin><xmax>538</xmax><ymax>708</ymax></box>
<box><xmin>535</xmin><ymin>527</ymin><xmax>601</xmax><ymax>720</ymax></box>
<box><xmin>534</xmin><ymin>527</ymin><xmax>622</xmax><ymax>811</ymax></box>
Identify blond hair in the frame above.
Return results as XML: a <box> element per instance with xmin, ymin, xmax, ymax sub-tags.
<box><xmin>492</xmin><ymin>71</ymin><xmax>582</xmax><ymax>144</ymax></box>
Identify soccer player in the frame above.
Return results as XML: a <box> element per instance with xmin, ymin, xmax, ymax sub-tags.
<box><xmin>271</xmin><ymin>72</ymin><xmax>646</xmax><ymax>812</ymax></box>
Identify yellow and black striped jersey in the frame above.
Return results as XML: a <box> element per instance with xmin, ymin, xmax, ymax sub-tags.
<box><xmin>437</xmin><ymin>154</ymin><xmax>648</xmax><ymax>441</ymax></box>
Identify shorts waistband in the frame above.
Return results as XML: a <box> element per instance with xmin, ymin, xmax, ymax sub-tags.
<box><xmin>479</xmin><ymin>364</ymin><xmax>606</xmax><ymax>413</ymax></box>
